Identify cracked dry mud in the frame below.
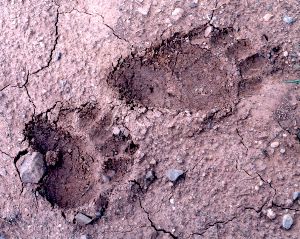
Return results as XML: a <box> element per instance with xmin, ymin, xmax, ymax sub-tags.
<box><xmin>1</xmin><ymin>0</ymin><xmax>300</xmax><ymax>238</ymax></box>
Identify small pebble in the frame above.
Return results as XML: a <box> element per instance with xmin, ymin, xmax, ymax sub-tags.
<box><xmin>137</xmin><ymin>6</ymin><xmax>150</xmax><ymax>15</ymax></box>
<box><xmin>166</xmin><ymin>169</ymin><xmax>184</xmax><ymax>182</ymax></box>
<box><xmin>56</xmin><ymin>52</ymin><xmax>62</xmax><ymax>61</ymax></box>
<box><xmin>122</xmin><ymin>128</ymin><xmax>130</xmax><ymax>138</ymax></box>
<box><xmin>189</xmin><ymin>2</ymin><xmax>198</xmax><ymax>8</ymax></box>
<box><xmin>204</xmin><ymin>26</ymin><xmax>213</xmax><ymax>37</ymax></box>
<box><xmin>283</xmin><ymin>51</ymin><xmax>289</xmax><ymax>57</ymax></box>
<box><xmin>171</xmin><ymin>8</ymin><xmax>184</xmax><ymax>21</ymax></box>
<box><xmin>263</xmin><ymin>13</ymin><xmax>273</xmax><ymax>21</ymax></box>
<box><xmin>270</xmin><ymin>141</ymin><xmax>280</xmax><ymax>148</ymax></box>
<box><xmin>149</xmin><ymin>159</ymin><xmax>156</xmax><ymax>165</ymax></box>
<box><xmin>17</xmin><ymin>152</ymin><xmax>46</xmax><ymax>184</ymax></box>
<box><xmin>75</xmin><ymin>213</ymin><xmax>93</xmax><ymax>225</ymax></box>
<box><xmin>0</xmin><ymin>168</ymin><xmax>7</xmax><ymax>177</ymax></box>
<box><xmin>266</xmin><ymin>208</ymin><xmax>276</xmax><ymax>220</ymax></box>
<box><xmin>80</xmin><ymin>235</ymin><xmax>91</xmax><ymax>239</ymax></box>
<box><xmin>112</xmin><ymin>126</ymin><xmax>121</xmax><ymax>135</ymax></box>
<box><xmin>145</xmin><ymin>170</ymin><xmax>156</xmax><ymax>183</ymax></box>
<box><xmin>280</xmin><ymin>148</ymin><xmax>286</xmax><ymax>154</ymax></box>
<box><xmin>170</xmin><ymin>198</ymin><xmax>175</xmax><ymax>204</ymax></box>
<box><xmin>102</xmin><ymin>175</ymin><xmax>110</xmax><ymax>183</ymax></box>
<box><xmin>282</xmin><ymin>214</ymin><xmax>293</xmax><ymax>230</ymax></box>
<box><xmin>292</xmin><ymin>192</ymin><xmax>300</xmax><ymax>201</ymax></box>
<box><xmin>286</xmin><ymin>199</ymin><xmax>293</xmax><ymax>207</ymax></box>
<box><xmin>283</xmin><ymin>16</ymin><xmax>295</xmax><ymax>24</ymax></box>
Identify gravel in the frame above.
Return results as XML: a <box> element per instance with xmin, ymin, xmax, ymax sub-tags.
<box><xmin>189</xmin><ymin>2</ymin><xmax>198</xmax><ymax>8</ymax></box>
<box><xmin>263</xmin><ymin>13</ymin><xmax>273</xmax><ymax>21</ymax></box>
<box><xmin>282</xmin><ymin>214</ymin><xmax>293</xmax><ymax>230</ymax></box>
<box><xmin>137</xmin><ymin>6</ymin><xmax>150</xmax><ymax>16</ymax></box>
<box><xmin>112</xmin><ymin>126</ymin><xmax>121</xmax><ymax>136</ymax></box>
<box><xmin>266</xmin><ymin>209</ymin><xmax>276</xmax><ymax>220</ymax></box>
<box><xmin>166</xmin><ymin>169</ymin><xmax>184</xmax><ymax>182</ymax></box>
<box><xmin>280</xmin><ymin>148</ymin><xmax>286</xmax><ymax>154</ymax></box>
<box><xmin>145</xmin><ymin>170</ymin><xmax>155</xmax><ymax>181</ymax></box>
<box><xmin>56</xmin><ymin>52</ymin><xmax>62</xmax><ymax>61</ymax></box>
<box><xmin>283</xmin><ymin>16</ymin><xmax>295</xmax><ymax>24</ymax></box>
<box><xmin>204</xmin><ymin>26</ymin><xmax>213</xmax><ymax>37</ymax></box>
<box><xmin>17</xmin><ymin>151</ymin><xmax>46</xmax><ymax>183</ymax></box>
<box><xmin>75</xmin><ymin>213</ymin><xmax>93</xmax><ymax>225</ymax></box>
<box><xmin>270</xmin><ymin>141</ymin><xmax>280</xmax><ymax>148</ymax></box>
<box><xmin>292</xmin><ymin>192</ymin><xmax>300</xmax><ymax>201</ymax></box>
<box><xmin>171</xmin><ymin>8</ymin><xmax>184</xmax><ymax>21</ymax></box>
<box><xmin>80</xmin><ymin>234</ymin><xmax>92</xmax><ymax>239</ymax></box>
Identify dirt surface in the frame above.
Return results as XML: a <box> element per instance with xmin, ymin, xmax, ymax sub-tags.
<box><xmin>1</xmin><ymin>0</ymin><xmax>300</xmax><ymax>238</ymax></box>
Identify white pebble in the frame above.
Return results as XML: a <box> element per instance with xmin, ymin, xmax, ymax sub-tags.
<box><xmin>280</xmin><ymin>148</ymin><xmax>286</xmax><ymax>154</ymax></box>
<box><xmin>171</xmin><ymin>8</ymin><xmax>184</xmax><ymax>21</ymax></box>
<box><xmin>112</xmin><ymin>126</ymin><xmax>121</xmax><ymax>135</ymax></box>
<box><xmin>266</xmin><ymin>209</ymin><xmax>276</xmax><ymax>220</ymax></box>
<box><xmin>270</xmin><ymin>141</ymin><xmax>280</xmax><ymax>148</ymax></box>
<box><xmin>263</xmin><ymin>13</ymin><xmax>273</xmax><ymax>21</ymax></box>
<box><xmin>204</xmin><ymin>26</ymin><xmax>213</xmax><ymax>37</ymax></box>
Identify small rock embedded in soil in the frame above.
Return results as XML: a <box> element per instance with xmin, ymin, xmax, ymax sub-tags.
<box><xmin>204</xmin><ymin>26</ymin><xmax>213</xmax><ymax>37</ymax></box>
<box><xmin>75</xmin><ymin>213</ymin><xmax>93</xmax><ymax>225</ymax></box>
<box><xmin>80</xmin><ymin>234</ymin><xmax>92</xmax><ymax>239</ymax></box>
<box><xmin>137</xmin><ymin>6</ymin><xmax>150</xmax><ymax>16</ymax></box>
<box><xmin>17</xmin><ymin>151</ymin><xmax>46</xmax><ymax>183</ymax></box>
<box><xmin>280</xmin><ymin>148</ymin><xmax>286</xmax><ymax>154</ymax></box>
<box><xmin>283</xmin><ymin>16</ymin><xmax>295</xmax><ymax>24</ymax></box>
<box><xmin>282</xmin><ymin>214</ymin><xmax>293</xmax><ymax>230</ymax></box>
<box><xmin>145</xmin><ymin>170</ymin><xmax>155</xmax><ymax>181</ymax></box>
<box><xmin>292</xmin><ymin>192</ymin><xmax>300</xmax><ymax>201</ymax></box>
<box><xmin>45</xmin><ymin>150</ymin><xmax>59</xmax><ymax>167</ymax></box>
<box><xmin>266</xmin><ymin>209</ymin><xmax>276</xmax><ymax>220</ymax></box>
<box><xmin>286</xmin><ymin>199</ymin><xmax>293</xmax><ymax>207</ymax></box>
<box><xmin>263</xmin><ymin>13</ymin><xmax>273</xmax><ymax>21</ymax></box>
<box><xmin>56</xmin><ymin>52</ymin><xmax>62</xmax><ymax>61</ymax></box>
<box><xmin>270</xmin><ymin>141</ymin><xmax>280</xmax><ymax>148</ymax></box>
<box><xmin>166</xmin><ymin>169</ymin><xmax>184</xmax><ymax>182</ymax></box>
<box><xmin>189</xmin><ymin>2</ymin><xmax>198</xmax><ymax>8</ymax></box>
<box><xmin>112</xmin><ymin>126</ymin><xmax>121</xmax><ymax>136</ymax></box>
<box><xmin>171</xmin><ymin>8</ymin><xmax>184</xmax><ymax>21</ymax></box>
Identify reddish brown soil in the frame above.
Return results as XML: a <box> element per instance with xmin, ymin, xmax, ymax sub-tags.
<box><xmin>0</xmin><ymin>0</ymin><xmax>300</xmax><ymax>238</ymax></box>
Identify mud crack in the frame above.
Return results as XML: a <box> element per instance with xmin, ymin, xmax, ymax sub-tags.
<box><xmin>191</xmin><ymin>216</ymin><xmax>237</xmax><ymax>237</ymax></box>
<box><xmin>32</xmin><ymin>6</ymin><xmax>60</xmax><ymax>75</ymax></box>
<box><xmin>138</xmin><ymin>197</ymin><xmax>177</xmax><ymax>238</ymax></box>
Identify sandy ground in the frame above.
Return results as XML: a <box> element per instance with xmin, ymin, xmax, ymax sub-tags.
<box><xmin>0</xmin><ymin>0</ymin><xmax>300</xmax><ymax>238</ymax></box>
